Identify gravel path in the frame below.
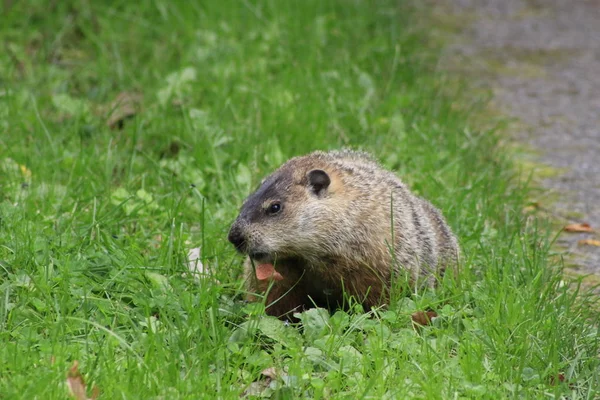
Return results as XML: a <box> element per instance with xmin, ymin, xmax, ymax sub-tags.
<box><xmin>435</xmin><ymin>0</ymin><xmax>600</xmax><ymax>277</ymax></box>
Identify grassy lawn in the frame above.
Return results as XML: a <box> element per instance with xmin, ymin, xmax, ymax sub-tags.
<box><xmin>1</xmin><ymin>0</ymin><xmax>599</xmax><ymax>398</ymax></box>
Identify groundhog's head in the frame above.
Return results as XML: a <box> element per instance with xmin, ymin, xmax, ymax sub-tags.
<box><xmin>228</xmin><ymin>160</ymin><xmax>345</xmax><ymax>266</ymax></box>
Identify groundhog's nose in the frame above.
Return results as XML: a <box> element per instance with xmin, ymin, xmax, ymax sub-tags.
<box><xmin>228</xmin><ymin>223</ymin><xmax>246</xmax><ymax>252</ymax></box>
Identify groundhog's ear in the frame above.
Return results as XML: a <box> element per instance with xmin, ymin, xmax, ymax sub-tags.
<box><xmin>307</xmin><ymin>169</ymin><xmax>330</xmax><ymax>196</ymax></box>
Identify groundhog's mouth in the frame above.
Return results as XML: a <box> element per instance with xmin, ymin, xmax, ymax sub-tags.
<box><xmin>249</xmin><ymin>251</ymin><xmax>296</xmax><ymax>267</ymax></box>
<box><xmin>248</xmin><ymin>252</ymin><xmax>273</xmax><ymax>264</ymax></box>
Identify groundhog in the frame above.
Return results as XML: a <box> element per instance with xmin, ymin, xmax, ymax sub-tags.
<box><xmin>228</xmin><ymin>150</ymin><xmax>459</xmax><ymax>319</ymax></box>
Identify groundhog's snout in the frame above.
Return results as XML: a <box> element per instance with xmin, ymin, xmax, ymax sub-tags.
<box><xmin>228</xmin><ymin>222</ymin><xmax>247</xmax><ymax>252</ymax></box>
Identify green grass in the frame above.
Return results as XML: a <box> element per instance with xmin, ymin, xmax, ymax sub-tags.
<box><xmin>1</xmin><ymin>0</ymin><xmax>599</xmax><ymax>398</ymax></box>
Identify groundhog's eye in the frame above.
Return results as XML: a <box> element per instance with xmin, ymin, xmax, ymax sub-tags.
<box><xmin>267</xmin><ymin>202</ymin><xmax>282</xmax><ymax>215</ymax></box>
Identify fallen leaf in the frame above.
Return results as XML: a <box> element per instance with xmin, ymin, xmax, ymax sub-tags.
<box><xmin>578</xmin><ymin>239</ymin><xmax>600</xmax><ymax>247</ymax></box>
<box><xmin>66</xmin><ymin>361</ymin><xmax>99</xmax><ymax>400</ymax></box>
<box><xmin>549</xmin><ymin>373</ymin><xmax>565</xmax><ymax>385</ymax></box>
<box><xmin>548</xmin><ymin>372</ymin><xmax>574</xmax><ymax>388</ymax></box>
<box><xmin>19</xmin><ymin>164</ymin><xmax>32</xmax><ymax>180</ymax></box>
<box><xmin>187</xmin><ymin>247</ymin><xmax>204</xmax><ymax>276</ymax></box>
<box><xmin>150</xmin><ymin>234</ymin><xmax>163</xmax><ymax>249</ymax></box>
<box><xmin>183</xmin><ymin>247</ymin><xmax>218</xmax><ymax>284</ymax></box>
<box><xmin>66</xmin><ymin>361</ymin><xmax>86</xmax><ymax>400</ymax></box>
<box><xmin>563</xmin><ymin>223</ymin><xmax>594</xmax><ymax>233</ymax></box>
<box><xmin>106</xmin><ymin>91</ymin><xmax>142</xmax><ymax>129</ymax></box>
<box><xmin>411</xmin><ymin>311</ymin><xmax>438</xmax><ymax>326</ymax></box>
<box><xmin>522</xmin><ymin>201</ymin><xmax>540</xmax><ymax>213</ymax></box>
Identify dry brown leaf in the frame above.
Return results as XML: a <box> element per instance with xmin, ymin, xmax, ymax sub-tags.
<box><xmin>411</xmin><ymin>311</ymin><xmax>438</xmax><ymax>326</ymax></box>
<box><xmin>150</xmin><ymin>234</ymin><xmax>163</xmax><ymax>249</ymax></box>
<box><xmin>548</xmin><ymin>372</ymin><xmax>565</xmax><ymax>385</ymax></box>
<box><xmin>522</xmin><ymin>201</ymin><xmax>540</xmax><ymax>213</ymax></box>
<box><xmin>563</xmin><ymin>223</ymin><xmax>594</xmax><ymax>233</ymax></box>
<box><xmin>548</xmin><ymin>372</ymin><xmax>574</xmax><ymax>388</ymax></box>
<box><xmin>66</xmin><ymin>361</ymin><xmax>99</xmax><ymax>400</ymax></box>
<box><xmin>66</xmin><ymin>361</ymin><xmax>87</xmax><ymax>400</ymax></box>
<box><xmin>106</xmin><ymin>91</ymin><xmax>142</xmax><ymax>129</ymax></box>
<box><xmin>578</xmin><ymin>239</ymin><xmax>600</xmax><ymax>247</ymax></box>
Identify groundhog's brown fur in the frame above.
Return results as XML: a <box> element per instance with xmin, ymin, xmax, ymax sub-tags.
<box><xmin>228</xmin><ymin>150</ymin><xmax>459</xmax><ymax>319</ymax></box>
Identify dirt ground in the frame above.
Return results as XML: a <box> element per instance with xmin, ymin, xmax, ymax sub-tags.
<box><xmin>433</xmin><ymin>0</ymin><xmax>600</xmax><ymax>279</ymax></box>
